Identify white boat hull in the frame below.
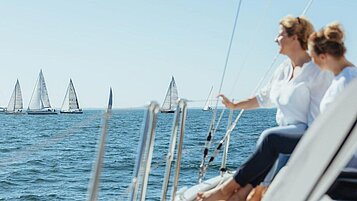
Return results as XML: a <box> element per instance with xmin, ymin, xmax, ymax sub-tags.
<box><xmin>60</xmin><ymin>109</ymin><xmax>83</xmax><ymax>114</ymax></box>
<box><xmin>27</xmin><ymin>108</ymin><xmax>57</xmax><ymax>115</ymax></box>
<box><xmin>5</xmin><ymin>109</ymin><xmax>24</xmax><ymax>115</ymax></box>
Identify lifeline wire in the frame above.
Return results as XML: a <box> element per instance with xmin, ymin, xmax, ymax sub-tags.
<box><xmin>198</xmin><ymin>0</ymin><xmax>243</xmax><ymax>183</ymax></box>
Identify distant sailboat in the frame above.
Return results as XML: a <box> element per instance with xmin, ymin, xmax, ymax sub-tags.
<box><xmin>5</xmin><ymin>79</ymin><xmax>23</xmax><ymax>114</ymax></box>
<box><xmin>60</xmin><ymin>79</ymin><xmax>83</xmax><ymax>114</ymax></box>
<box><xmin>161</xmin><ymin>76</ymin><xmax>179</xmax><ymax>113</ymax></box>
<box><xmin>27</xmin><ymin>70</ymin><xmax>57</xmax><ymax>115</ymax></box>
<box><xmin>202</xmin><ymin>86</ymin><xmax>213</xmax><ymax>111</ymax></box>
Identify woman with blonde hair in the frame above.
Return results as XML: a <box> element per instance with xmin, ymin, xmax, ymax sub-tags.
<box><xmin>197</xmin><ymin>15</ymin><xmax>332</xmax><ymax>201</ymax></box>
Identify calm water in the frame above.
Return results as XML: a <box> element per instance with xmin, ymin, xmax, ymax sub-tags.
<box><xmin>0</xmin><ymin>109</ymin><xmax>276</xmax><ymax>200</ymax></box>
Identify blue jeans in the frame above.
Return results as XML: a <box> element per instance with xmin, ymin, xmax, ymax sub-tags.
<box><xmin>257</xmin><ymin>124</ymin><xmax>307</xmax><ymax>186</ymax></box>
<box><xmin>233</xmin><ymin>124</ymin><xmax>307</xmax><ymax>187</ymax></box>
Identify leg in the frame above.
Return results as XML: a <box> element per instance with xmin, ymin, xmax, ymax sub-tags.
<box><xmin>227</xmin><ymin>184</ymin><xmax>253</xmax><ymax>201</ymax></box>
<box><xmin>256</xmin><ymin>124</ymin><xmax>307</xmax><ymax>147</ymax></box>
<box><xmin>196</xmin><ymin>178</ymin><xmax>241</xmax><ymax>201</ymax></box>
<box><xmin>233</xmin><ymin>129</ymin><xmax>304</xmax><ymax>188</ymax></box>
<box><xmin>246</xmin><ymin>185</ymin><xmax>267</xmax><ymax>201</ymax></box>
<box><xmin>260</xmin><ymin>154</ymin><xmax>290</xmax><ymax>186</ymax></box>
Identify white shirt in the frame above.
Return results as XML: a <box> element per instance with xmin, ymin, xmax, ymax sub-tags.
<box><xmin>320</xmin><ymin>67</ymin><xmax>357</xmax><ymax>112</ymax></box>
<box><xmin>319</xmin><ymin>66</ymin><xmax>357</xmax><ymax>168</ymax></box>
<box><xmin>256</xmin><ymin>60</ymin><xmax>332</xmax><ymax>126</ymax></box>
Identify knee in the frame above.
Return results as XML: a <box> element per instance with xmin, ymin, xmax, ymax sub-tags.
<box><xmin>261</xmin><ymin>132</ymin><xmax>281</xmax><ymax>147</ymax></box>
<box><xmin>258</xmin><ymin>129</ymin><xmax>278</xmax><ymax>145</ymax></box>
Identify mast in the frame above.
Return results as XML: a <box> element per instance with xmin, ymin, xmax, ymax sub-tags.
<box><xmin>170</xmin><ymin>76</ymin><xmax>173</xmax><ymax>110</ymax></box>
<box><xmin>13</xmin><ymin>81</ymin><xmax>17</xmax><ymax>111</ymax></box>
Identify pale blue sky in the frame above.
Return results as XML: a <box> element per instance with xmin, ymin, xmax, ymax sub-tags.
<box><xmin>0</xmin><ymin>0</ymin><xmax>356</xmax><ymax>109</ymax></box>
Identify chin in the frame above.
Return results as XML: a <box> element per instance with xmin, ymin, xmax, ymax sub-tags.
<box><xmin>278</xmin><ymin>48</ymin><xmax>284</xmax><ymax>54</ymax></box>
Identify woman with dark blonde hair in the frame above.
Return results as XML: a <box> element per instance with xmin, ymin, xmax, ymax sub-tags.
<box><xmin>309</xmin><ymin>22</ymin><xmax>357</xmax><ymax>199</ymax></box>
<box><xmin>196</xmin><ymin>15</ymin><xmax>333</xmax><ymax>201</ymax></box>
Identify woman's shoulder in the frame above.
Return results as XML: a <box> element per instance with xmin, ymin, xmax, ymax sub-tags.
<box><xmin>300</xmin><ymin>61</ymin><xmax>333</xmax><ymax>85</ymax></box>
<box><xmin>298</xmin><ymin>61</ymin><xmax>320</xmax><ymax>78</ymax></box>
<box><xmin>303</xmin><ymin>61</ymin><xmax>320</xmax><ymax>72</ymax></box>
<box><xmin>271</xmin><ymin>59</ymin><xmax>292</xmax><ymax>79</ymax></box>
<box><xmin>275</xmin><ymin>59</ymin><xmax>291</xmax><ymax>71</ymax></box>
<box><xmin>341</xmin><ymin>66</ymin><xmax>357</xmax><ymax>77</ymax></box>
<box><xmin>337</xmin><ymin>66</ymin><xmax>357</xmax><ymax>84</ymax></box>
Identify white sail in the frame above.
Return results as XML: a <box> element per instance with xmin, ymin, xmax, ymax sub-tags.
<box><xmin>161</xmin><ymin>76</ymin><xmax>179</xmax><ymax>113</ymax></box>
<box><xmin>27</xmin><ymin>70</ymin><xmax>56</xmax><ymax>114</ymax></box>
<box><xmin>60</xmin><ymin>79</ymin><xmax>82</xmax><ymax>113</ymax></box>
<box><xmin>203</xmin><ymin>86</ymin><xmax>213</xmax><ymax>111</ymax></box>
<box><xmin>6</xmin><ymin>79</ymin><xmax>23</xmax><ymax>113</ymax></box>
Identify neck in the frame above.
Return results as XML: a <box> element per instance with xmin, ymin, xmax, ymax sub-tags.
<box><xmin>329</xmin><ymin>56</ymin><xmax>355</xmax><ymax>75</ymax></box>
<box><xmin>287</xmin><ymin>49</ymin><xmax>311</xmax><ymax>68</ymax></box>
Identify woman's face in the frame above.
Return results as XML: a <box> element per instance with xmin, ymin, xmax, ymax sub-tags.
<box><xmin>275</xmin><ymin>25</ymin><xmax>294</xmax><ymax>55</ymax></box>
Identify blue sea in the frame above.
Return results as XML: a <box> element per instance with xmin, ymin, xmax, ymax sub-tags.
<box><xmin>0</xmin><ymin>109</ymin><xmax>276</xmax><ymax>200</ymax></box>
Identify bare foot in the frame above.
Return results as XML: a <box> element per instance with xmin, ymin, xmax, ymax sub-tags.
<box><xmin>196</xmin><ymin>187</ymin><xmax>218</xmax><ymax>200</ymax></box>
<box><xmin>196</xmin><ymin>178</ymin><xmax>240</xmax><ymax>201</ymax></box>
<box><xmin>227</xmin><ymin>184</ymin><xmax>253</xmax><ymax>201</ymax></box>
<box><xmin>246</xmin><ymin>185</ymin><xmax>267</xmax><ymax>201</ymax></box>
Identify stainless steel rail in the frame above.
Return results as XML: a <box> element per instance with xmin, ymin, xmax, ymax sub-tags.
<box><xmin>87</xmin><ymin>88</ymin><xmax>113</xmax><ymax>201</ymax></box>
<box><xmin>129</xmin><ymin>102</ymin><xmax>160</xmax><ymax>201</ymax></box>
<box><xmin>161</xmin><ymin>99</ymin><xmax>188</xmax><ymax>201</ymax></box>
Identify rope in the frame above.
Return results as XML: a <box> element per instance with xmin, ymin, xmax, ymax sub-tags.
<box><xmin>198</xmin><ymin>0</ymin><xmax>243</xmax><ymax>183</ymax></box>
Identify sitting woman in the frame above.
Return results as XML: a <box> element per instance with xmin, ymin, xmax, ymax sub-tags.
<box><xmin>196</xmin><ymin>15</ymin><xmax>332</xmax><ymax>201</ymax></box>
<box><xmin>197</xmin><ymin>22</ymin><xmax>356</xmax><ymax>201</ymax></box>
<box><xmin>308</xmin><ymin>22</ymin><xmax>357</xmax><ymax>200</ymax></box>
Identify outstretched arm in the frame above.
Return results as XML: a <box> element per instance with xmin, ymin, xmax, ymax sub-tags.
<box><xmin>218</xmin><ymin>94</ymin><xmax>259</xmax><ymax>110</ymax></box>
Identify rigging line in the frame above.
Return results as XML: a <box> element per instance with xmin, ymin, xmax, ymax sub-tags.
<box><xmin>199</xmin><ymin>108</ymin><xmax>226</xmax><ymax>180</ymax></box>
<box><xmin>185</xmin><ymin>99</ymin><xmax>218</xmax><ymax>103</ymax></box>
<box><xmin>201</xmin><ymin>0</ymin><xmax>316</xmax><ymax>175</ymax></box>
<box><xmin>203</xmin><ymin>53</ymin><xmax>279</xmax><ymax>171</ymax></box>
<box><xmin>198</xmin><ymin>0</ymin><xmax>243</xmax><ymax>183</ymax></box>
<box><xmin>216</xmin><ymin>0</ymin><xmax>243</xmax><ymax>97</ymax></box>
<box><xmin>301</xmin><ymin>0</ymin><xmax>314</xmax><ymax>16</ymax></box>
<box><xmin>228</xmin><ymin>0</ymin><xmax>273</xmax><ymax>97</ymax></box>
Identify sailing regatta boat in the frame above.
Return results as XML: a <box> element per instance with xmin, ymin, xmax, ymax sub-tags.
<box><xmin>161</xmin><ymin>76</ymin><xmax>179</xmax><ymax>113</ymax></box>
<box><xmin>60</xmin><ymin>79</ymin><xmax>83</xmax><ymax>114</ymax></box>
<box><xmin>202</xmin><ymin>86</ymin><xmax>213</xmax><ymax>111</ymax></box>
<box><xmin>27</xmin><ymin>70</ymin><xmax>57</xmax><ymax>115</ymax></box>
<box><xmin>5</xmin><ymin>79</ymin><xmax>24</xmax><ymax>114</ymax></box>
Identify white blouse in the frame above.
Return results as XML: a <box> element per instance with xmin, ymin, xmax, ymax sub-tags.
<box><xmin>319</xmin><ymin>66</ymin><xmax>357</xmax><ymax>168</ymax></box>
<box><xmin>256</xmin><ymin>60</ymin><xmax>333</xmax><ymax>126</ymax></box>
<box><xmin>320</xmin><ymin>67</ymin><xmax>357</xmax><ymax>113</ymax></box>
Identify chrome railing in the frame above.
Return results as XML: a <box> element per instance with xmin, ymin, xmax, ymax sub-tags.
<box><xmin>129</xmin><ymin>102</ymin><xmax>160</xmax><ymax>201</ymax></box>
<box><xmin>161</xmin><ymin>99</ymin><xmax>188</xmax><ymax>201</ymax></box>
<box><xmin>87</xmin><ymin>88</ymin><xmax>113</xmax><ymax>201</ymax></box>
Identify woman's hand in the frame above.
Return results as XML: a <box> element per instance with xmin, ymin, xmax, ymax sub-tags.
<box><xmin>218</xmin><ymin>94</ymin><xmax>235</xmax><ymax>109</ymax></box>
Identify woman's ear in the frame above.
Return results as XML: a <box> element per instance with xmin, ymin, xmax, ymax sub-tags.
<box><xmin>319</xmin><ymin>53</ymin><xmax>327</xmax><ymax>61</ymax></box>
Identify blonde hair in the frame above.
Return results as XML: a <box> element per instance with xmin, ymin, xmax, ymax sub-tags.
<box><xmin>280</xmin><ymin>15</ymin><xmax>315</xmax><ymax>50</ymax></box>
<box><xmin>308</xmin><ymin>22</ymin><xmax>346</xmax><ymax>58</ymax></box>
